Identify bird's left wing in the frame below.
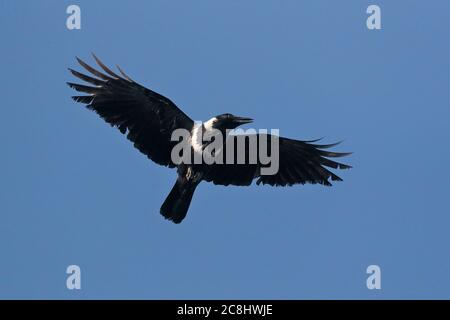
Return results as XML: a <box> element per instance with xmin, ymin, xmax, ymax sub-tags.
<box><xmin>203</xmin><ymin>134</ymin><xmax>351</xmax><ymax>187</ymax></box>
<box><xmin>67</xmin><ymin>54</ymin><xmax>194</xmax><ymax>168</ymax></box>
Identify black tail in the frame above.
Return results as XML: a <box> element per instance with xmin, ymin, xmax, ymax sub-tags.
<box><xmin>160</xmin><ymin>179</ymin><xmax>198</xmax><ymax>224</ymax></box>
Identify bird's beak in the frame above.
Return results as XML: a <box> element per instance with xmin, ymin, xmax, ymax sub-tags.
<box><xmin>233</xmin><ymin>116</ymin><xmax>253</xmax><ymax>125</ymax></box>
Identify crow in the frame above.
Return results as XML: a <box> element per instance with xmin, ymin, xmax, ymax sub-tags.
<box><xmin>67</xmin><ymin>54</ymin><xmax>351</xmax><ymax>223</ymax></box>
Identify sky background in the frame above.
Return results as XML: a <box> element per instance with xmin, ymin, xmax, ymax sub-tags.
<box><xmin>1</xmin><ymin>0</ymin><xmax>449</xmax><ymax>299</ymax></box>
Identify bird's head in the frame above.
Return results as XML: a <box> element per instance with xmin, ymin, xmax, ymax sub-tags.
<box><xmin>207</xmin><ymin>113</ymin><xmax>253</xmax><ymax>130</ymax></box>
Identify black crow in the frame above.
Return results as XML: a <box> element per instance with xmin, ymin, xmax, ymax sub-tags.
<box><xmin>67</xmin><ymin>55</ymin><xmax>351</xmax><ymax>223</ymax></box>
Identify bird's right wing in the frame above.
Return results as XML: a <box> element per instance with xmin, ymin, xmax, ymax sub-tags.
<box><xmin>67</xmin><ymin>54</ymin><xmax>194</xmax><ymax>168</ymax></box>
<box><xmin>203</xmin><ymin>134</ymin><xmax>351</xmax><ymax>187</ymax></box>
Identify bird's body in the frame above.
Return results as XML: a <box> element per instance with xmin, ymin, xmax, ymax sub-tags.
<box><xmin>68</xmin><ymin>55</ymin><xmax>351</xmax><ymax>223</ymax></box>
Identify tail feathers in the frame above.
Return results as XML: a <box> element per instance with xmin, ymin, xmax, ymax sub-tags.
<box><xmin>160</xmin><ymin>180</ymin><xmax>197</xmax><ymax>224</ymax></box>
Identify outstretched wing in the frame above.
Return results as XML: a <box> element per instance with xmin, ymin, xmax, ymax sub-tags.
<box><xmin>203</xmin><ymin>134</ymin><xmax>351</xmax><ymax>186</ymax></box>
<box><xmin>67</xmin><ymin>54</ymin><xmax>194</xmax><ymax>167</ymax></box>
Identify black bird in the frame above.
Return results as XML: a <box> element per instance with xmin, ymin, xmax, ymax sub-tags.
<box><xmin>67</xmin><ymin>55</ymin><xmax>351</xmax><ymax>223</ymax></box>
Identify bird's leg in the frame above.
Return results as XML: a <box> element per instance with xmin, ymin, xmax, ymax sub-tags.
<box><xmin>186</xmin><ymin>166</ymin><xmax>203</xmax><ymax>184</ymax></box>
<box><xmin>186</xmin><ymin>166</ymin><xmax>193</xmax><ymax>180</ymax></box>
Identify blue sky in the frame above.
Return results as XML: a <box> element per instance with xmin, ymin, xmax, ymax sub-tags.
<box><xmin>1</xmin><ymin>0</ymin><xmax>450</xmax><ymax>299</ymax></box>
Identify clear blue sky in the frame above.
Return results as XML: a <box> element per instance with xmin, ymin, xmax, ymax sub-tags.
<box><xmin>1</xmin><ymin>0</ymin><xmax>449</xmax><ymax>299</ymax></box>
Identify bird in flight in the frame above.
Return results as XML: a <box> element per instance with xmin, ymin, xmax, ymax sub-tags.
<box><xmin>67</xmin><ymin>54</ymin><xmax>351</xmax><ymax>224</ymax></box>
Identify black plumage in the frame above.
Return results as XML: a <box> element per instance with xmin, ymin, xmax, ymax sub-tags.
<box><xmin>204</xmin><ymin>135</ymin><xmax>351</xmax><ymax>187</ymax></box>
<box><xmin>68</xmin><ymin>55</ymin><xmax>193</xmax><ymax>168</ymax></box>
<box><xmin>68</xmin><ymin>54</ymin><xmax>351</xmax><ymax>223</ymax></box>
